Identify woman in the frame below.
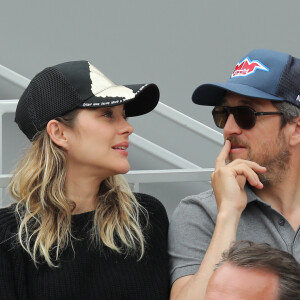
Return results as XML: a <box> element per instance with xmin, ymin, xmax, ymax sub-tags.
<box><xmin>0</xmin><ymin>61</ymin><xmax>169</xmax><ymax>299</ymax></box>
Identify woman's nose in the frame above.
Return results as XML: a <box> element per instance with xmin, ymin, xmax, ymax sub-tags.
<box><xmin>120</xmin><ymin>118</ymin><xmax>134</xmax><ymax>136</ymax></box>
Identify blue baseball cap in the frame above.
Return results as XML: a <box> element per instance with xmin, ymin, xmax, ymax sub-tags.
<box><xmin>192</xmin><ymin>49</ymin><xmax>300</xmax><ymax>107</ymax></box>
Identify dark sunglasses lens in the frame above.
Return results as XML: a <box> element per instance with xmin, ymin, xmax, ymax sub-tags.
<box><xmin>233</xmin><ymin>107</ymin><xmax>256</xmax><ymax>129</ymax></box>
<box><xmin>212</xmin><ymin>107</ymin><xmax>228</xmax><ymax>128</ymax></box>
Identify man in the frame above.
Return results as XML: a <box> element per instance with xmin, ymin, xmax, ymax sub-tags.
<box><xmin>205</xmin><ymin>241</ymin><xmax>300</xmax><ymax>300</ymax></box>
<box><xmin>168</xmin><ymin>49</ymin><xmax>300</xmax><ymax>300</ymax></box>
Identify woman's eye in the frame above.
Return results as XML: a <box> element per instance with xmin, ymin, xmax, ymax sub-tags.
<box><xmin>103</xmin><ymin>111</ymin><xmax>113</xmax><ymax>118</ymax></box>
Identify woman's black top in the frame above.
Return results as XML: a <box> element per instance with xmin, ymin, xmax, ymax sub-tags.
<box><xmin>0</xmin><ymin>193</ymin><xmax>169</xmax><ymax>300</ymax></box>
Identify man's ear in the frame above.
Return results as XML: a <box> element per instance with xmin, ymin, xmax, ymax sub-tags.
<box><xmin>46</xmin><ymin>120</ymin><xmax>69</xmax><ymax>150</ymax></box>
<box><xmin>289</xmin><ymin>116</ymin><xmax>300</xmax><ymax>147</ymax></box>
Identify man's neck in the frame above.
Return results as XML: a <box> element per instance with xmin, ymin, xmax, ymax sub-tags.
<box><xmin>253</xmin><ymin>165</ymin><xmax>300</xmax><ymax>231</ymax></box>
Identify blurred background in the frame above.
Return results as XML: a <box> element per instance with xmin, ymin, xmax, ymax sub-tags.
<box><xmin>1</xmin><ymin>0</ymin><xmax>299</xmax><ymax>216</ymax></box>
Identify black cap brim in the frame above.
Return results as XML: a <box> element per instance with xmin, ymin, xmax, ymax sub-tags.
<box><xmin>78</xmin><ymin>83</ymin><xmax>160</xmax><ymax>117</ymax></box>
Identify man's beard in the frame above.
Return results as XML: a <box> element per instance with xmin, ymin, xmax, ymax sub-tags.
<box><xmin>227</xmin><ymin>130</ymin><xmax>290</xmax><ymax>186</ymax></box>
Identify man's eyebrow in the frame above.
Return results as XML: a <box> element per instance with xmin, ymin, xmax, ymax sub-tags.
<box><xmin>221</xmin><ymin>97</ymin><xmax>256</xmax><ymax>107</ymax></box>
<box><xmin>221</xmin><ymin>97</ymin><xmax>228</xmax><ymax>105</ymax></box>
<box><xmin>239</xmin><ymin>99</ymin><xmax>254</xmax><ymax>106</ymax></box>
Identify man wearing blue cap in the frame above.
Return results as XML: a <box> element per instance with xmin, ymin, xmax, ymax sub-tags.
<box><xmin>169</xmin><ymin>49</ymin><xmax>300</xmax><ymax>300</ymax></box>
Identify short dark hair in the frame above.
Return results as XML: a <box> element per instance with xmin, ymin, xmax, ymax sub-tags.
<box><xmin>217</xmin><ymin>241</ymin><xmax>300</xmax><ymax>300</ymax></box>
<box><xmin>273</xmin><ymin>101</ymin><xmax>300</xmax><ymax>127</ymax></box>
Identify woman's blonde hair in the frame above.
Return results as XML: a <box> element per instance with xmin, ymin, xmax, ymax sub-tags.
<box><xmin>9</xmin><ymin>109</ymin><xmax>147</xmax><ymax>267</ymax></box>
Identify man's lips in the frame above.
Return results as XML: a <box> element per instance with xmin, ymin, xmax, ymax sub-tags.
<box><xmin>231</xmin><ymin>144</ymin><xmax>246</xmax><ymax>149</ymax></box>
<box><xmin>230</xmin><ymin>144</ymin><xmax>247</xmax><ymax>154</ymax></box>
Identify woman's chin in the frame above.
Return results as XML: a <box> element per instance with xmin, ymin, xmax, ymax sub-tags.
<box><xmin>118</xmin><ymin>166</ymin><xmax>131</xmax><ymax>175</ymax></box>
<box><xmin>113</xmin><ymin>163</ymin><xmax>131</xmax><ymax>175</ymax></box>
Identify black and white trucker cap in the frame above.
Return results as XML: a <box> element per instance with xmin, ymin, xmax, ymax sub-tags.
<box><xmin>15</xmin><ymin>60</ymin><xmax>160</xmax><ymax>140</ymax></box>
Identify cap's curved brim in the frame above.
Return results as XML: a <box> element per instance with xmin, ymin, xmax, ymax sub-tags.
<box><xmin>192</xmin><ymin>83</ymin><xmax>284</xmax><ymax>106</ymax></box>
<box><xmin>79</xmin><ymin>83</ymin><xmax>159</xmax><ymax>117</ymax></box>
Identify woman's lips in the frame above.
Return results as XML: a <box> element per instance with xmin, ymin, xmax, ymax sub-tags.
<box><xmin>112</xmin><ymin>142</ymin><xmax>129</xmax><ymax>156</ymax></box>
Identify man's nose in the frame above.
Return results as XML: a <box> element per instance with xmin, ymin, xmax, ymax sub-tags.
<box><xmin>223</xmin><ymin>114</ymin><xmax>242</xmax><ymax>137</ymax></box>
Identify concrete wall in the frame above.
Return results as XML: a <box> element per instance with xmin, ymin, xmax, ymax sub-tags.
<box><xmin>1</xmin><ymin>0</ymin><xmax>300</xmax><ymax>216</ymax></box>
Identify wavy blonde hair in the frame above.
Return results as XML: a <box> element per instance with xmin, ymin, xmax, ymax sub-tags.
<box><xmin>9</xmin><ymin>109</ymin><xmax>147</xmax><ymax>267</ymax></box>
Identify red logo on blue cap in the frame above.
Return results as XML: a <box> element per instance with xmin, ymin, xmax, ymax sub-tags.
<box><xmin>231</xmin><ymin>57</ymin><xmax>269</xmax><ymax>78</ymax></box>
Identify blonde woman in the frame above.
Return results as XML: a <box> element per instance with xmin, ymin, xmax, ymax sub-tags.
<box><xmin>0</xmin><ymin>61</ymin><xmax>169</xmax><ymax>299</ymax></box>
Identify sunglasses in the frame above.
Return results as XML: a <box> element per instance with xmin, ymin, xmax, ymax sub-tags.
<box><xmin>212</xmin><ymin>106</ymin><xmax>283</xmax><ymax>129</ymax></box>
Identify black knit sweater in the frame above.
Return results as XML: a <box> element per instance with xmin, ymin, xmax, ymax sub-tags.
<box><xmin>0</xmin><ymin>193</ymin><xmax>169</xmax><ymax>300</ymax></box>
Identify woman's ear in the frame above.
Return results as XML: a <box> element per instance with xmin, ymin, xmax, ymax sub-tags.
<box><xmin>289</xmin><ymin>116</ymin><xmax>300</xmax><ymax>147</ymax></box>
<box><xmin>46</xmin><ymin>120</ymin><xmax>69</xmax><ymax>149</ymax></box>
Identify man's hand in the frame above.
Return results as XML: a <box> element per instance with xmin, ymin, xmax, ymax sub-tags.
<box><xmin>211</xmin><ymin>140</ymin><xmax>266</xmax><ymax>214</ymax></box>
<box><xmin>170</xmin><ymin>140</ymin><xmax>267</xmax><ymax>300</ymax></box>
